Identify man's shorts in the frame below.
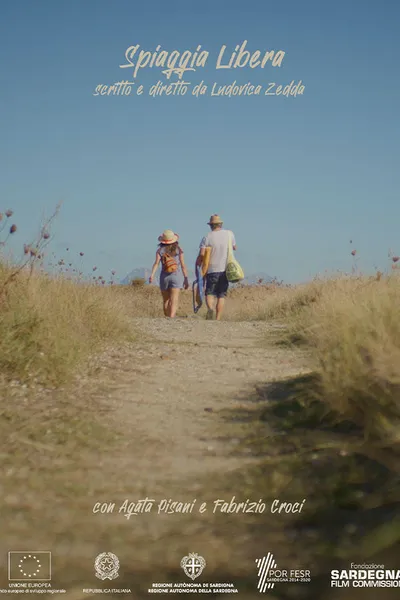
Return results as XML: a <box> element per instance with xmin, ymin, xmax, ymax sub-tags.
<box><xmin>205</xmin><ymin>271</ymin><xmax>229</xmax><ymax>298</ymax></box>
<box><xmin>160</xmin><ymin>272</ymin><xmax>182</xmax><ymax>291</ymax></box>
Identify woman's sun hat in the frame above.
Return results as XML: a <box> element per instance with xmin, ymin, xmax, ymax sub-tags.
<box><xmin>158</xmin><ymin>229</ymin><xmax>179</xmax><ymax>244</ymax></box>
<box><xmin>207</xmin><ymin>214</ymin><xmax>223</xmax><ymax>225</ymax></box>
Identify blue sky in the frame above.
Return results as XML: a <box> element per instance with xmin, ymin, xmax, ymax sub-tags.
<box><xmin>1</xmin><ymin>0</ymin><xmax>399</xmax><ymax>283</ymax></box>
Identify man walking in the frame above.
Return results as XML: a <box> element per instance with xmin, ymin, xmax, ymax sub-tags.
<box><xmin>196</xmin><ymin>214</ymin><xmax>236</xmax><ymax>321</ymax></box>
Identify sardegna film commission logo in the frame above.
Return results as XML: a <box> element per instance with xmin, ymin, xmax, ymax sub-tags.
<box><xmin>331</xmin><ymin>563</ymin><xmax>400</xmax><ymax>589</ymax></box>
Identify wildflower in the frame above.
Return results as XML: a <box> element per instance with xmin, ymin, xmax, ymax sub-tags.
<box><xmin>392</xmin><ymin>256</ymin><xmax>399</xmax><ymax>263</ymax></box>
<box><xmin>23</xmin><ymin>244</ymin><xmax>30</xmax><ymax>254</ymax></box>
<box><xmin>111</xmin><ymin>270</ymin><xmax>116</xmax><ymax>275</ymax></box>
<box><xmin>10</xmin><ymin>224</ymin><xmax>17</xmax><ymax>234</ymax></box>
<box><xmin>93</xmin><ymin>266</ymin><xmax>97</xmax><ymax>271</ymax></box>
<box><xmin>79</xmin><ymin>252</ymin><xmax>84</xmax><ymax>256</ymax></box>
<box><xmin>42</xmin><ymin>231</ymin><xmax>50</xmax><ymax>240</ymax></box>
<box><xmin>5</xmin><ymin>209</ymin><xmax>13</xmax><ymax>218</ymax></box>
<box><xmin>351</xmin><ymin>249</ymin><xmax>356</xmax><ymax>256</ymax></box>
<box><xmin>30</xmin><ymin>248</ymin><xmax>37</xmax><ymax>256</ymax></box>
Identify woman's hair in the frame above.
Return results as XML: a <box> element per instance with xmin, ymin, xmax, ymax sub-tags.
<box><xmin>159</xmin><ymin>242</ymin><xmax>180</xmax><ymax>256</ymax></box>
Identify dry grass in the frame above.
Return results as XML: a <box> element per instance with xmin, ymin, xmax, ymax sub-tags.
<box><xmin>112</xmin><ymin>281</ymin><xmax>304</xmax><ymax>321</ymax></box>
<box><xmin>2</xmin><ymin>254</ymin><xmax>398</xmax><ymax>448</ymax></box>
<box><xmin>285</xmin><ymin>274</ymin><xmax>400</xmax><ymax>443</ymax></box>
<box><xmin>220</xmin><ymin>273</ymin><xmax>400</xmax><ymax>573</ymax></box>
<box><xmin>0</xmin><ymin>266</ymin><xmax>134</xmax><ymax>385</ymax></box>
<box><xmin>221</xmin><ymin>272</ymin><xmax>400</xmax><ymax>447</ymax></box>
<box><xmin>112</xmin><ymin>279</ymin><xmax>323</xmax><ymax>322</ymax></box>
<box><xmin>69</xmin><ymin>275</ymin><xmax>400</xmax><ymax>446</ymax></box>
<box><xmin>134</xmin><ymin>270</ymin><xmax>400</xmax><ymax>444</ymax></box>
<box><xmin>113</xmin><ymin>284</ymin><xmax>194</xmax><ymax>318</ymax></box>
<box><xmin>224</xmin><ymin>281</ymin><xmax>321</xmax><ymax>321</ymax></box>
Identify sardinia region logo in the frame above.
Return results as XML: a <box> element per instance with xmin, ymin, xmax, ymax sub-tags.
<box><xmin>180</xmin><ymin>553</ymin><xmax>206</xmax><ymax>580</ymax></box>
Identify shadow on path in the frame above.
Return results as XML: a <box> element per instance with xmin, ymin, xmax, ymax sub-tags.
<box><xmin>219</xmin><ymin>373</ymin><xmax>400</xmax><ymax>599</ymax></box>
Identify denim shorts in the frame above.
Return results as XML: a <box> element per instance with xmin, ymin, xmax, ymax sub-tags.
<box><xmin>205</xmin><ymin>272</ymin><xmax>229</xmax><ymax>298</ymax></box>
<box><xmin>160</xmin><ymin>271</ymin><xmax>182</xmax><ymax>291</ymax></box>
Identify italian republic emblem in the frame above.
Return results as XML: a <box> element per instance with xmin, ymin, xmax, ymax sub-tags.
<box><xmin>94</xmin><ymin>552</ymin><xmax>120</xmax><ymax>580</ymax></box>
<box><xmin>180</xmin><ymin>553</ymin><xmax>206</xmax><ymax>580</ymax></box>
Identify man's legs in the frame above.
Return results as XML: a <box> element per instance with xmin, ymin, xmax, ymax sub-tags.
<box><xmin>205</xmin><ymin>272</ymin><xmax>228</xmax><ymax>320</ymax></box>
<box><xmin>215</xmin><ymin>273</ymin><xmax>229</xmax><ymax>320</ymax></box>
<box><xmin>205</xmin><ymin>274</ymin><xmax>217</xmax><ymax>319</ymax></box>
<box><xmin>205</xmin><ymin>296</ymin><xmax>216</xmax><ymax>319</ymax></box>
<box><xmin>215</xmin><ymin>297</ymin><xmax>226</xmax><ymax>321</ymax></box>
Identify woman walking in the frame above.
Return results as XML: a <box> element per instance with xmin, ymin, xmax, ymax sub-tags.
<box><xmin>149</xmin><ymin>230</ymin><xmax>189</xmax><ymax>318</ymax></box>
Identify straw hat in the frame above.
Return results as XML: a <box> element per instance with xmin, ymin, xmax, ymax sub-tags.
<box><xmin>207</xmin><ymin>214</ymin><xmax>223</xmax><ymax>225</ymax></box>
<box><xmin>158</xmin><ymin>229</ymin><xmax>179</xmax><ymax>244</ymax></box>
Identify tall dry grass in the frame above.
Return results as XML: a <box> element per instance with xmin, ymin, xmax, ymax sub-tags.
<box><xmin>113</xmin><ymin>283</ymin><xmax>195</xmax><ymax>318</ymax></box>
<box><xmin>286</xmin><ymin>274</ymin><xmax>400</xmax><ymax>442</ymax></box>
<box><xmin>113</xmin><ymin>280</ymin><xmax>308</xmax><ymax>321</ymax></box>
<box><xmin>0</xmin><ymin>266</ymin><xmax>134</xmax><ymax>385</ymax></box>
<box><xmin>241</xmin><ymin>274</ymin><xmax>400</xmax><ymax>565</ymax></box>
<box><xmin>154</xmin><ymin>270</ymin><xmax>400</xmax><ymax>444</ymax></box>
<box><xmin>223</xmin><ymin>281</ymin><xmax>321</xmax><ymax>321</ymax></box>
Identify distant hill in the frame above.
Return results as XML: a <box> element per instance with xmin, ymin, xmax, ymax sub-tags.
<box><xmin>236</xmin><ymin>272</ymin><xmax>274</xmax><ymax>285</ymax></box>
<box><xmin>121</xmin><ymin>268</ymin><xmax>277</xmax><ymax>286</ymax></box>
<box><xmin>121</xmin><ymin>268</ymin><xmax>153</xmax><ymax>285</ymax></box>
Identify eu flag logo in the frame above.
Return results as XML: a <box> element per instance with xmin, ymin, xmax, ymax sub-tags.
<box><xmin>8</xmin><ymin>552</ymin><xmax>51</xmax><ymax>581</ymax></box>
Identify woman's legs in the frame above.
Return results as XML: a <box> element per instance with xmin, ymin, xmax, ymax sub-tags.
<box><xmin>161</xmin><ymin>290</ymin><xmax>170</xmax><ymax>316</ymax></box>
<box><xmin>160</xmin><ymin>274</ymin><xmax>181</xmax><ymax>318</ymax></box>
<box><xmin>168</xmin><ymin>288</ymin><xmax>180</xmax><ymax>318</ymax></box>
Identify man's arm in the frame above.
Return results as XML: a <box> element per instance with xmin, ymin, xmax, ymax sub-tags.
<box><xmin>196</xmin><ymin>247</ymin><xmax>206</xmax><ymax>267</ymax></box>
<box><xmin>232</xmin><ymin>232</ymin><xmax>237</xmax><ymax>251</ymax></box>
<box><xmin>196</xmin><ymin>236</ymin><xmax>207</xmax><ymax>267</ymax></box>
<box><xmin>179</xmin><ymin>250</ymin><xmax>189</xmax><ymax>289</ymax></box>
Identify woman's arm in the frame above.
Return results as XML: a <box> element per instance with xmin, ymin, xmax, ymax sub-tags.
<box><xmin>180</xmin><ymin>250</ymin><xmax>189</xmax><ymax>289</ymax></box>
<box><xmin>149</xmin><ymin>251</ymin><xmax>161</xmax><ymax>283</ymax></box>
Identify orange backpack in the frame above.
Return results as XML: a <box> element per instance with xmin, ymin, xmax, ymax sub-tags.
<box><xmin>162</xmin><ymin>250</ymin><xmax>178</xmax><ymax>274</ymax></box>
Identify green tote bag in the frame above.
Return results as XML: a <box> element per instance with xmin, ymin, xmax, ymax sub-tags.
<box><xmin>226</xmin><ymin>232</ymin><xmax>244</xmax><ymax>283</ymax></box>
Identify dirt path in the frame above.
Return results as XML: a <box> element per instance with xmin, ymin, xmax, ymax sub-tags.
<box><xmin>107</xmin><ymin>318</ymin><xmax>309</xmax><ymax>483</ymax></box>
<box><xmin>1</xmin><ymin>317</ymin><xmax>312</xmax><ymax>598</ymax></box>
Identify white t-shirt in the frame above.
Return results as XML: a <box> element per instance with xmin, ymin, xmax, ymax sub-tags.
<box><xmin>199</xmin><ymin>229</ymin><xmax>236</xmax><ymax>274</ymax></box>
